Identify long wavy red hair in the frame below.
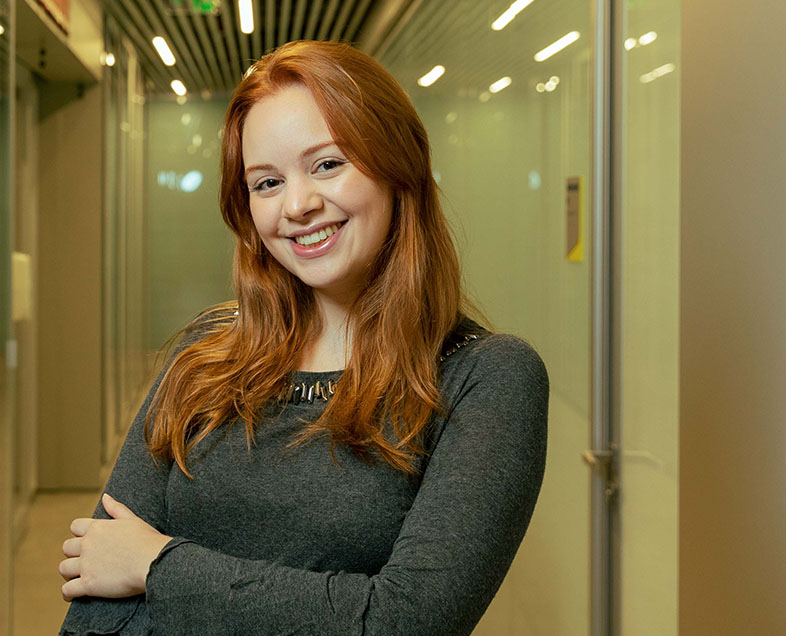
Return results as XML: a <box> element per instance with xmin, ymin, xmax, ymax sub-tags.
<box><xmin>146</xmin><ymin>40</ymin><xmax>472</xmax><ymax>478</ymax></box>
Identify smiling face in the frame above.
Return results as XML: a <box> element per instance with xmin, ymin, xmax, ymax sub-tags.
<box><xmin>242</xmin><ymin>83</ymin><xmax>394</xmax><ymax>306</ymax></box>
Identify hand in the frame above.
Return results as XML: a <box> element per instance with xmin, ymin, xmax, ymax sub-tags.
<box><xmin>59</xmin><ymin>493</ymin><xmax>173</xmax><ymax>601</ymax></box>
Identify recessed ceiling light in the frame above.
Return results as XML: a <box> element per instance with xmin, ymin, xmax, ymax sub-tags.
<box><xmin>238</xmin><ymin>0</ymin><xmax>254</xmax><ymax>34</ymax></box>
<box><xmin>153</xmin><ymin>36</ymin><xmax>176</xmax><ymax>66</ymax></box>
<box><xmin>171</xmin><ymin>79</ymin><xmax>187</xmax><ymax>96</ymax></box>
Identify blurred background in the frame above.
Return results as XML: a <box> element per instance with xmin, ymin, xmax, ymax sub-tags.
<box><xmin>0</xmin><ymin>0</ymin><xmax>784</xmax><ymax>635</ymax></box>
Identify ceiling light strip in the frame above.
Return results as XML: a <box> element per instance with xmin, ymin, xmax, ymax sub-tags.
<box><xmin>418</xmin><ymin>65</ymin><xmax>446</xmax><ymax>87</ymax></box>
<box><xmin>239</xmin><ymin>0</ymin><xmax>255</xmax><ymax>34</ymax></box>
<box><xmin>492</xmin><ymin>0</ymin><xmax>535</xmax><ymax>31</ymax></box>
<box><xmin>489</xmin><ymin>76</ymin><xmax>512</xmax><ymax>93</ymax></box>
<box><xmin>152</xmin><ymin>36</ymin><xmax>176</xmax><ymax>66</ymax></box>
<box><xmin>171</xmin><ymin>79</ymin><xmax>187</xmax><ymax>96</ymax></box>
<box><xmin>534</xmin><ymin>31</ymin><xmax>581</xmax><ymax>61</ymax></box>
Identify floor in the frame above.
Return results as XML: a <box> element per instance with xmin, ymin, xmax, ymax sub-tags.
<box><xmin>13</xmin><ymin>490</ymin><xmax>101</xmax><ymax>636</ymax></box>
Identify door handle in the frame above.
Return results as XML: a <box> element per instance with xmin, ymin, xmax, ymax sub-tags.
<box><xmin>581</xmin><ymin>445</ymin><xmax>619</xmax><ymax>500</ymax></box>
<box><xmin>581</xmin><ymin>449</ymin><xmax>613</xmax><ymax>468</ymax></box>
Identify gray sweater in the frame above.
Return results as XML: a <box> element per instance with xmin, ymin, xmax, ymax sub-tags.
<box><xmin>59</xmin><ymin>314</ymin><xmax>548</xmax><ymax>636</ymax></box>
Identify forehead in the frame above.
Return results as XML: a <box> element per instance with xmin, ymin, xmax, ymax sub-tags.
<box><xmin>242</xmin><ymin>85</ymin><xmax>333</xmax><ymax>156</ymax></box>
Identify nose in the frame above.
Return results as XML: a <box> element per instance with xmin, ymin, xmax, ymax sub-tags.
<box><xmin>282</xmin><ymin>175</ymin><xmax>322</xmax><ymax>220</ymax></box>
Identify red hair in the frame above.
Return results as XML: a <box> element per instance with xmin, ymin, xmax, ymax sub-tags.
<box><xmin>146</xmin><ymin>40</ymin><xmax>473</xmax><ymax>477</ymax></box>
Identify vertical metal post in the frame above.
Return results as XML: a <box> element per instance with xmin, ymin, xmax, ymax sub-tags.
<box><xmin>590</xmin><ymin>0</ymin><xmax>620</xmax><ymax>634</ymax></box>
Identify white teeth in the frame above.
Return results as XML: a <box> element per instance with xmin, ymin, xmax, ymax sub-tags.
<box><xmin>295</xmin><ymin>223</ymin><xmax>342</xmax><ymax>246</ymax></box>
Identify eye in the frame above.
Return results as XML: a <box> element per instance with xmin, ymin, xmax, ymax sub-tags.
<box><xmin>316</xmin><ymin>159</ymin><xmax>345</xmax><ymax>172</ymax></box>
<box><xmin>251</xmin><ymin>177</ymin><xmax>281</xmax><ymax>192</ymax></box>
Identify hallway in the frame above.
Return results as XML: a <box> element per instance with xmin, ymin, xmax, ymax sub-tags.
<box><xmin>13</xmin><ymin>492</ymin><xmax>99</xmax><ymax>636</ymax></box>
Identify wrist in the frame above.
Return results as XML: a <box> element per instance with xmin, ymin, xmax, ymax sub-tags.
<box><xmin>141</xmin><ymin>534</ymin><xmax>174</xmax><ymax>592</ymax></box>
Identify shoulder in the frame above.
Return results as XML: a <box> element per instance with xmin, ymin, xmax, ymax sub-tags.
<box><xmin>473</xmin><ymin>334</ymin><xmax>548</xmax><ymax>386</ymax></box>
<box><xmin>440</xmin><ymin>317</ymin><xmax>549</xmax><ymax>407</ymax></box>
<box><xmin>442</xmin><ymin>317</ymin><xmax>547</xmax><ymax>383</ymax></box>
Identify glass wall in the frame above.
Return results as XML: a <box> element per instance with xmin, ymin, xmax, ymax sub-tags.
<box><xmin>103</xmin><ymin>17</ymin><xmax>152</xmax><ymax>461</ymax></box>
<box><xmin>145</xmin><ymin>95</ymin><xmax>234</xmax><ymax>351</ymax></box>
<box><xmin>382</xmin><ymin>1</ymin><xmax>594</xmax><ymax>633</ymax></box>
<box><xmin>618</xmin><ymin>0</ymin><xmax>680</xmax><ymax>633</ymax></box>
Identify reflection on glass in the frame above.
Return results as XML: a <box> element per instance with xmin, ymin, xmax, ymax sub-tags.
<box><xmin>534</xmin><ymin>31</ymin><xmax>581</xmax><ymax>61</ymax></box>
<box><xmin>381</xmin><ymin>0</ymin><xmax>593</xmax><ymax>632</ymax></box>
<box><xmin>489</xmin><ymin>76</ymin><xmax>512</xmax><ymax>93</ymax></box>
<box><xmin>640</xmin><ymin>62</ymin><xmax>676</xmax><ymax>83</ymax></box>
<box><xmin>492</xmin><ymin>0</ymin><xmax>536</xmax><ymax>31</ymax></box>
<box><xmin>417</xmin><ymin>65</ymin><xmax>445</xmax><ymax>87</ymax></box>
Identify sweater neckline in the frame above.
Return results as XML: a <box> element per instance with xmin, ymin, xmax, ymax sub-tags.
<box><xmin>290</xmin><ymin>369</ymin><xmax>344</xmax><ymax>381</ymax></box>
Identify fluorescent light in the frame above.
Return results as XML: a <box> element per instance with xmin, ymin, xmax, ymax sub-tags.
<box><xmin>238</xmin><ymin>0</ymin><xmax>254</xmax><ymax>34</ymax></box>
<box><xmin>0</xmin><ymin>24</ymin><xmax>5</xmax><ymax>36</ymax></box>
<box><xmin>153</xmin><ymin>36</ymin><xmax>176</xmax><ymax>66</ymax></box>
<box><xmin>534</xmin><ymin>31</ymin><xmax>581</xmax><ymax>62</ymax></box>
<box><xmin>489</xmin><ymin>76</ymin><xmax>512</xmax><ymax>93</ymax></box>
<box><xmin>639</xmin><ymin>63</ymin><xmax>675</xmax><ymax>83</ymax></box>
<box><xmin>418</xmin><ymin>65</ymin><xmax>446</xmax><ymax>87</ymax></box>
<box><xmin>624</xmin><ymin>37</ymin><xmax>637</xmax><ymax>51</ymax></box>
<box><xmin>491</xmin><ymin>0</ymin><xmax>535</xmax><ymax>31</ymax></box>
<box><xmin>171</xmin><ymin>79</ymin><xmax>187</xmax><ymax>96</ymax></box>
<box><xmin>639</xmin><ymin>31</ymin><xmax>657</xmax><ymax>46</ymax></box>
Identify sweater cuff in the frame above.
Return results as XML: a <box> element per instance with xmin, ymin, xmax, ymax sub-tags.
<box><xmin>145</xmin><ymin>538</ymin><xmax>235</xmax><ymax>632</ymax></box>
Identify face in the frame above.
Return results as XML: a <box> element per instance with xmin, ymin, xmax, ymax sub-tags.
<box><xmin>241</xmin><ymin>83</ymin><xmax>393</xmax><ymax>304</ymax></box>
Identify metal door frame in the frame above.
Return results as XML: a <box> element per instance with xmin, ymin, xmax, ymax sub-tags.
<box><xmin>590</xmin><ymin>0</ymin><xmax>622</xmax><ymax>634</ymax></box>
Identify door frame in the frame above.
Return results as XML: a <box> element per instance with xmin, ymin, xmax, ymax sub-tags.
<box><xmin>590</xmin><ymin>0</ymin><xmax>621</xmax><ymax>634</ymax></box>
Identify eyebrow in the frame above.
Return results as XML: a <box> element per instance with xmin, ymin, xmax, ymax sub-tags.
<box><xmin>243</xmin><ymin>140</ymin><xmax>338</xmax><ymax>178</ymax></box>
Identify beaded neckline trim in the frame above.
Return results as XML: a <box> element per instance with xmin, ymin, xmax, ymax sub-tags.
<box><xmin>277</xmin><ymin>333</ymin><xmax>481</xmax><ymax>406</ymax></box>
<box><xmin>277</xmin><ymin>378</ymin><xmax>338</xmax><ymax>406</ymax></box>
<box><xmin>439</xmin><ymin>332</ymin><xmax>479</xmax><ymax>361</ymax></box>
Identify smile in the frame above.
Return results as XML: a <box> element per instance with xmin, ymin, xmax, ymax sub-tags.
<box><xmin>293</xmin><ymin>222</ymin><xmax>344</xmax><ymax>247</ymax></box>
<box><xmin>289</xmin><ymin>221</ymin><xmax>347</xmax><ymax>258</ymax></box>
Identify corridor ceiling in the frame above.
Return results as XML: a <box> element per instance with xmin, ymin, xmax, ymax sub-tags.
<box><xmin>101</xmin><ymin>0</ymin><xmax>416</xmax><ymax>95</ymax></box>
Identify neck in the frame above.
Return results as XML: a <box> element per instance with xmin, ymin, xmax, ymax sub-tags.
<box><xmin>297</xmin><ymin>290</ymin><xmax>353</xmax><ymax>372</ymax></box>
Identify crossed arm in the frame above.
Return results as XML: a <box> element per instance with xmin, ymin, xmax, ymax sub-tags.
<box><xmin>58</xmin><ymin>335</ymin><xmax>548</xmax><ymax>636</ymax></box>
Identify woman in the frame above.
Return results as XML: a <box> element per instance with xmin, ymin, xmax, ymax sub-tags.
<box><xmin>58</xmin><ymin>40</ymin><xmax>548</xmax><ymax>635</ymax></box>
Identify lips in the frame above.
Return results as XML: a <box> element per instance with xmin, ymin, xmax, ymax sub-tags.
<box><xmin>289</xmin><ymin>220</ymin><xmax>347</xmax><ymax>258</ymax></box>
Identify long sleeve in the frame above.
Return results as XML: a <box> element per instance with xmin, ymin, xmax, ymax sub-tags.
<box><xmin>143</xmin><ymin>335</ymin><xmax>548</xmax><ymax>636</ymax></box>
<box><xmin>59</xmin><ymin>327</ymin><xmax>201</xmax><ymax>636</ymax></box>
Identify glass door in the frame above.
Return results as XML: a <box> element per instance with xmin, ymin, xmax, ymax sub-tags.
<box><xmin>381</xmin><ymin>1</ymin><xmax>597</xmax><ymax>633</ymax></box>
<box><xmin>615</xmin><ymin>0</ymin><xmax>680</xmax><ymax>634</ymax></box>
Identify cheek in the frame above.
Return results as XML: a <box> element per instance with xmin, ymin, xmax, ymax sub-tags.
<box><xmin>249</xmin><ymin>202</ymin><xmax>276</xmax><ymax>238</ymax></box>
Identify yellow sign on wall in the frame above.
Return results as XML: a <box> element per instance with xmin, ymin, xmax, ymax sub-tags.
<box><xmin>566</xmin><ymin>176</ymin><xmax>583</xmax><ymax>262</ymax></box>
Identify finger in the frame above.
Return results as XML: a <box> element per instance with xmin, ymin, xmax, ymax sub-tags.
<box><xmin>102</xmin><ymin>493</ymin><xmax>138</xmax><ymax>520</ymax></box>
<box><xmin>62</xmin><ymin>577</ymin><xmax>87</xmax><ymax>602</ymax></box>
<box><xmin>62</xmin><ymin>537</ymin><xmax>81</xmax><ymax>558</ymax></box>
<box><xmin>58</xmin><ymin>556</ymin><xmax>80</xmax><ymax>582</ymax></box>
<box><xmin>69</xmin><ymin>518</ymin><xmax>93</xmax><ymax>537</ymax></box>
